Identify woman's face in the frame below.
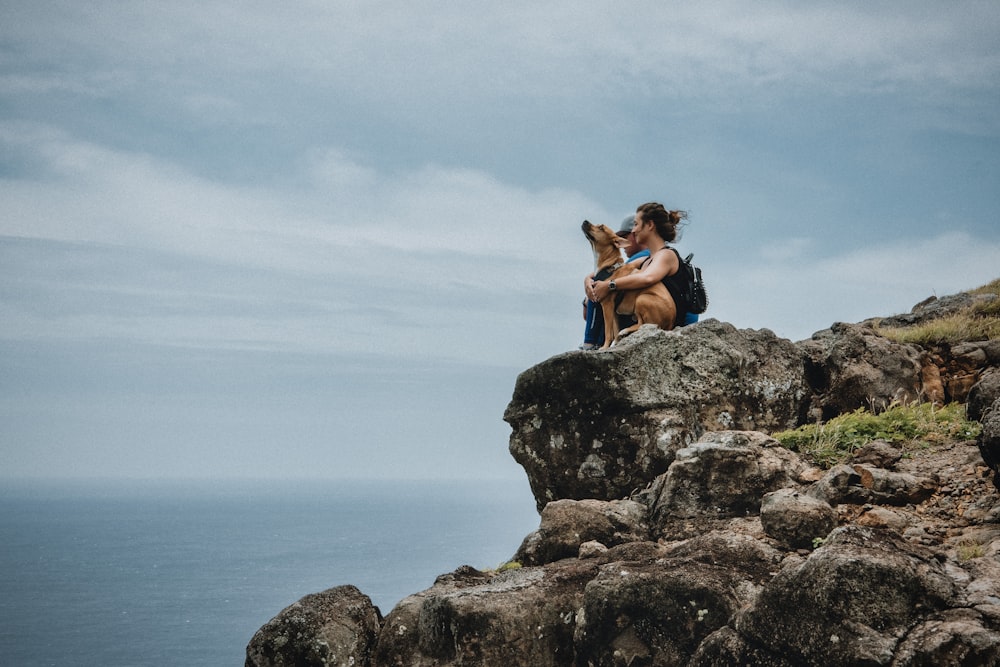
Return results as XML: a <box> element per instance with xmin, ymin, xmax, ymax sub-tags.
<box><xmin>632</xmin><ymin>213</ymin><xmax>649</xmax><ymax>244</ymax></box>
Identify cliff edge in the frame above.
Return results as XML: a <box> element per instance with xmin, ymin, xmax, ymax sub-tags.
<box><xmin>247</xmin><ymin>281</ymin><xmax>1000</xmax><ymax>667</ymax></box>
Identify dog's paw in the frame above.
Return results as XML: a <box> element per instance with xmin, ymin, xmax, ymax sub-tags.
<box><xmin>615</xmin><ymin>326</ymin><xmax>639</xmax><ymax>342</ymax></box>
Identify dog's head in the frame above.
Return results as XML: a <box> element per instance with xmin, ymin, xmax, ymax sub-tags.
<box><xmin>581</xmin><ymin>220</ymin><xmax>626</xmax><ymax>254</ymax></box>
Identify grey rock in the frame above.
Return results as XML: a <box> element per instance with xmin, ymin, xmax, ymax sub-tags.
<box><xmin>662</xmin><ymin>531</ymin><xmax>787</xmax><ymax>587</ymax></box>
<box><xmin>373</xmin><ymin>562</ymin><xmax>595</xmax><ymax>667</ymax></box>
<box><xmin>850</xmin><ymin>439</ymin><xmax>903</xmax><ymax>468</ymax></box>
<box><xmin>969</xmin><ymin>368</ymin><xmax>1000</xmax><ymax>422</ymax></box>
<box><xmin>646</xmin><ymin>431</ymin><xmax>809</xmax><ymax>524</ymax></box>
<box><xmin>689</xmin><ymin>626</ymin><xmax>797</xmax><ymax>667</ymax></box>
<box><xmin>760</xmin><ymin>488</ymin><xmax>836</xmax><ymax>550</ymax></box>
<box><xmin>573</xmin><ymin>558</ymin><xmax>738</xmax><ymax>666</ymax></box>
<box><xmin>514</xmin><ymin>498</ymin><xmax>648</xmax><ymax>566</ymax></box>
<box><xmin>736</xmin><ymin>526</ymin><xmax>961</xmax><ymax>667</ymax></box>
<box><xmin>245</xmin><ymin>585</ymin><xmax>380</xmax><ymax>667</ymax></box>
<box><xmin>505</xmin><ymin>320</ymin><xmax>809</xmax><ymax>510</ymax></box>
<box><xmin>853</xmin><ymin>464</ymin><xmax>939</xmax><ymax>505</ymax></box>
<box><xmin>807</xmin><ymin>463</ymin><xmax>938</xmax><ymax>506</ymax></box>
<box><xmin>807</xmin><ymin>464</ymin><xmax>867</xmax><ymax>505</ymax></box>
<box><xmin>856</xmin><ymin>506</ymin><xmax>912</xmax><ymax>532</ymax></box>
<box><xmin>578</xmin><ymin>540</ymin><xmax>608</xmax><ymax>559</ymax></box>
<box><xmin>891</xmin><ymin>608</ymin><xmax>1000</xmax><ymax>666</ymax></box>
<box><xmin>797</xmin><ymin>321</ymin><xmax>924</xmax><ymax>421</ymax></box>
<box><xmin>573</xmin><ymin>533</ymin><xmax>784</xmax><ymax>667</ymax></box>
<box><xmin>978</xmin><ymin>397</ymin><xmax>1000</xmax><ymax>491</ymax></box>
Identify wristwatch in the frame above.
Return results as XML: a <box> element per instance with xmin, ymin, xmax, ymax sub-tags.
<box><xmin>608</xmin><ymin>280</ymin><xmax>617</xmax><ymax>291</ymax></box>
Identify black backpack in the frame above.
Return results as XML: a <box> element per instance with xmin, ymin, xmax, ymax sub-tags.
<box><xmin>664</xmin><ymin>248</ymin><xmax>709</xmax><ymax>316</ymax></box>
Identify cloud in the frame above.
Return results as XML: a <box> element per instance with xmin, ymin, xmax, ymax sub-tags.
<box><xmin>0</xmin><ymin>122</ymin><xmax>597</xmax><ymax>365</ymax></box>
<box><xmin>2</xmin><ymin>1</ymin><xmax>999</xmax><ymax>482</ymax></box>
<box><xmin>7</xmin><ymin>2</ymin><xmax>998</xmax><ymax>111</ymax></box>
<box><xmin>2</xmin><ymin>124</ymin><xmax>581</xmax><ymax>250</ymax></box>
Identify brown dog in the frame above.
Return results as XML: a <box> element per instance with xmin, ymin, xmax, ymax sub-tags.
<box><xmin>582</xmin><ymin>220</ymin><xmax>676</xmax><ymax>348</ymax></box>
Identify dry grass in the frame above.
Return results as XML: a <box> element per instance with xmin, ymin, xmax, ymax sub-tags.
<box><xmin>875</xmin><ymin>278</ymin><xmax>1000</xmax><ymax>345</ymax></box>
<box><xmin>970</xmin><ymin>278</ymin><xmax>1000</xmax><ymax>317</ymax></box>
<box><xmin>957</xmin><ymin>539</ymin><xmax>986</xmax><ymax>562</ymax></box>
<box><xmin>879</xmin><ymin>313</ymin><xmax>1000</xmax><ymax>345</ymax></box>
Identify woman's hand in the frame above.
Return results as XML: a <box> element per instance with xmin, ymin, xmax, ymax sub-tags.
<box><xmin>591</xmin><ymin>279</ymin><xmax>608</xmax><ymax>302</ymax></box>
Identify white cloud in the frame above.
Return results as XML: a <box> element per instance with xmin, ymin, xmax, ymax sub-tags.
<box><xmin>2</xmin><ymin>0</ymin><xmax>999</xmax><ymax>482</ymax></box>
<box><xmin>1</xmin><ymin>121</ymin><xmax>598</xmax><ymax>265</ymax></box>
<box><xmin>7</xmin><ymin>2</ymin><xmax>998</xmax><ymax>109</ymax></box>
<box><xmin>0</xmin><ymin>123</ymin><xmax>598</xmax><ymax>365</ymax></box>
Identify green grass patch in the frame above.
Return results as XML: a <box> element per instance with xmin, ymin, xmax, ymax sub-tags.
<box><xmin>482</xmin><ymin>560</ymin><xmax>523</xmax><ymax>576</ymax></box>
<box><xmin>773</xmin><ymin>402</ymin><xmax>981</xmax><ymax>468</ymax></box>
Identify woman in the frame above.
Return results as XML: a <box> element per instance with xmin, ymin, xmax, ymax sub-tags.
<box><xmin>588</xmin><ymin>202</ymin><xmax>689</xmax><ymax>325</ymax></box>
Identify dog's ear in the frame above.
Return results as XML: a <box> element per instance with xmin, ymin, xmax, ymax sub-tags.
<box><xmin>613</xmin><ymin>236</ymin><xmax>628</xmax><ymax>248</ymax></box>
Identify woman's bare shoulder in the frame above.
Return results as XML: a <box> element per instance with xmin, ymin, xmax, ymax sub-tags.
<box><xmin>640</xmin><ymin>249</ymin><xmax>674</xmax><ymax>279</ymax></box>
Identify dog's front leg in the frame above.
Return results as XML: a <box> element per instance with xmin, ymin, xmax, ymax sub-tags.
<box><xmin>600</xmin><ymin>299</ymin><xmax>618</xmax><ymax>349</ymax></box>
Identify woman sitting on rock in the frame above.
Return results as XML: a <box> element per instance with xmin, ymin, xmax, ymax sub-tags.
<box><xmin>588</xmin><ymin>202</ymin><xmax>689</xmax><ymax>325</ymax></box>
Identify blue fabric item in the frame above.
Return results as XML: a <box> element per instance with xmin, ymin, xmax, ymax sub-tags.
<box><xmin>583</xmin><ymin>298</ymin><xmax>603</xmax><ymax>345</ymax></box>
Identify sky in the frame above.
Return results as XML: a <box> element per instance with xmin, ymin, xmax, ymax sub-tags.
<box><xmin>1</xmin><ymin>1</ymin><xmax>999</xmax><ymax>482</ymax></box>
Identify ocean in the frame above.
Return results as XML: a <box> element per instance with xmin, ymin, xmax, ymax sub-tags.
<box><xmin>0</xmin><ymin>478</ymin><xmax>540</xmax><ymax>666</ymax></box>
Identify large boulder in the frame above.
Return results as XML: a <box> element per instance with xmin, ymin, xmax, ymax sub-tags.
<box><xmin>373</xmin><ymin>562</ymin><xmax>597</xmax><ymax>667</ymax></box>
<box><xmin>245</xmin><ymin>585</ymin><xmax>381</xmax><ymax>667</ymax></box>
<box><xmin>978</xmin><ymin>397</ymin><xmax>1000</xmax><ymax>491</ymax></box>
<box><xmin>807</xmin><ymin>463</ymin><xmax>939</xmax><ymax>507</ymax></box>
<box><xmin>735</xmin><ymin>526</ymin><xmax>961</xmax><ymax>667</ymax></box>
<box><xmin>759</xmin><ymin>488</ymin><xmax>836</xmax><ymax>550</ymax></box>
<box><xmin>573</xmin><ymin>555</ymin><xmax>741</xmax><ymax>665</ymax></box>
<box><xmin>968</xmin><ymin>368</ymin><xmax>1000</xmax><ymax>422</ymax></box>
<box><xmin>890</xmin><ymin>608</ymin><xmax>1000</xmax><ymax>666</ymax></box>
<box><xmin>690</xmin><ymin>626</ymin><xmax>798</xmax><ymax>666</ymax></box>
<box><xmin>645</xmin><ymin>431</ymin><xmax>811</xmax><ymax>526</ymax></box>
<box><xmin>797</xmin><ymin>322</ymin><xmax>924</xmax><ymax>420</ymax></box>
<box><xmin>505</xmin><ymin>321</ymin><xmax>809</xmax><ymax>510</ymax></box>
<box><xmin>573</xmin><ymin>532</ymin><xmax>788</xmax><ymax>667</ymax></box>
<box><xmin>514</xmin><ymin>498</ymin><xmax>649</xmax><ymax>566</ymax></box>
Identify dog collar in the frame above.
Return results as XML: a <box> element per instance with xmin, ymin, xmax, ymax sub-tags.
<box><xmin>594</xmin><ymin>262</ymin><xmax>624</xmax><ymax>281</ymax></box>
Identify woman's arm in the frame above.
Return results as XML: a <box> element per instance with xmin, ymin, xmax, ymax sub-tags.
<box><xmin>590</xmin><ymin>250</ymin><xmax>677</xmax><ymax>302</ymax></box>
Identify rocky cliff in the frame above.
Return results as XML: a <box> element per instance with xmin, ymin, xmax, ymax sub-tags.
<box><xmin>247</xmin><ymin>286</ymin><xmax>1000</xmax><ymax>667</ymax></box>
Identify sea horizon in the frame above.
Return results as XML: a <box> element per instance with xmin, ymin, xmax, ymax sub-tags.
<box><xmin>0</xmin><ymin>476</ymin><xmax>540</xmax><ymax>666</ymax></box>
